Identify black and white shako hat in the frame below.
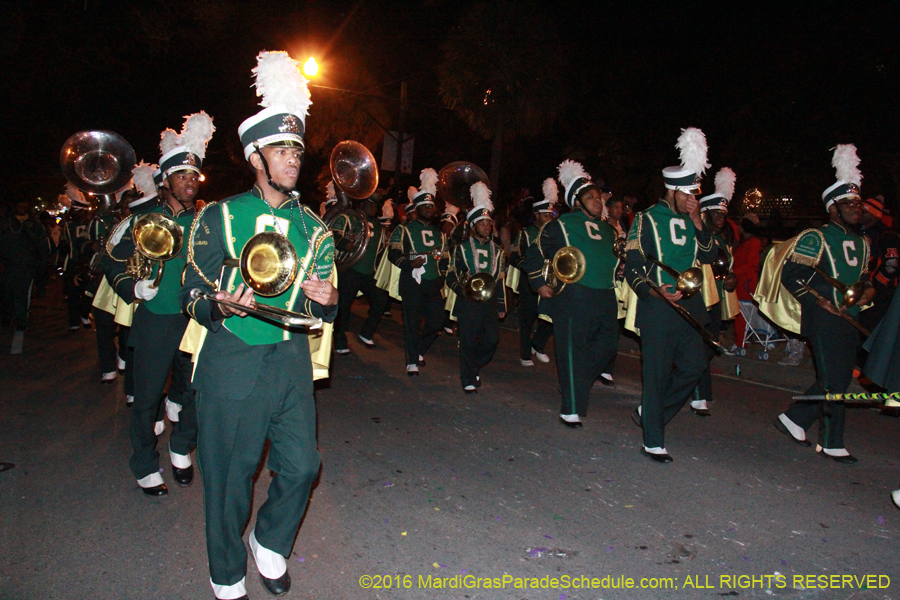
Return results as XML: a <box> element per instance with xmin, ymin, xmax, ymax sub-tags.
<box><xmin>442</xmin><ymin>203</ymin><xmax>460</xmax><ymax>226</ymax></box>
<box><xmin>822</xmin><ymin>144</ymin><xmax>862</xmax><ymax>209</ymax></box>
<box><xmin>238</xmin><ymin>51</ymin><xmax>311</xmax><ymax>161</ymax></box>
<box><xmin>159</xmin><ymin>111</ymin><xmax>215</xmax><ymax>178</ymax></box>
<box><xmin>533</xmin><ymin>178</ymin><xmax>558</xmax><ymax>214</ymax></box>
<box><xmin>699</xmin><ymin>167</ymin><xmax>736</xmax><ymax>213</ymax></box>
<box><xmin>408</xmin><ymin>168</ymin><xmax>438</xmax><ymax>208</ymax></box>
<box><xmin>466</xmin><ymin>182</ymin><xmax>493</xmax><ymax>225</ymax></box>
<box><xmin>558</xmin><ymin>160</ymin><xmax>594</xmax><ymax>208</ymax></box>
<box><xmin>663</xmin><ymin>127</ymin><xmax>710</xmax><ymax>195</ymax></box>
<box><xmin>65</xmin><ymin>182</ymin><xmax>90</xmax><ymax>209</ymax></box>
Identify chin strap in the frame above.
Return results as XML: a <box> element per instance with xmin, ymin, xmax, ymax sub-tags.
<box><xmin>253</xmin><ymin>144</ymin><xmax>297</xmax><ymax>196</ymax></box>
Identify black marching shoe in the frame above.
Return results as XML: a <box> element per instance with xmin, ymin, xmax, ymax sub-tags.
<box><xmin>631</xmin><ymin>407</ymin><xmax>642</xmax><ymax>428</ymax></box>
<box><xmin>259</xmin><ymin>571</ymin><xmax>291</xmax><ymax>596</ymax></box>
<box><xmin>816</xmin><ymin>447</ymin><xmax>858</xmax><ymax>464</ymax></box>
<box><xmin>173</xmin><ymin>465</ymin><xmax>194</xmax><ymax>486</ymax></box>
<box><xmin>774</xmin><ymin>418</ymin><xmax>811</xmax><ymax>447</ymax></box>
<box><xmin>142</xmin><ymin>484</ymin><xmax>168</xmax><ymax>497</ymax></box>
<box><xmin>641</xmin><ymin>449</ymin><xmax>673</xmax><ymax>463</ymax></box>
<box><xmin>559</xmin><ymin>417</ymin><xmax>583</xmax><ymax>429</ymax></box>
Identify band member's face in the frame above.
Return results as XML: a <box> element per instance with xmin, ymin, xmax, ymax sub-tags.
<box><xmin>606</xmin><ymin>200</ymin><xmax>623</xmax><ymax>222</ymax></box>
<box><xmin>166</xmin><ymin>171</ymin><xmax>200</xmax><ymax>206</ymax></box>
<box><xmin>673</xmin><ymin>189</ymin><xmax>696</xmax><ymax>214</ymax></box>
<box><xmin>706</xmin><ymin>209</ymin><xmax>726</xmax><ymax>231</ymax></box>
<box><xmin>259</xmin><ymin>146</ymin><xmax>303</xmax><ymax>190</ymax></box>
<box><xmin>832</xmin><ymin>198</ymin><xmax>862</xmax><ymax>225</ymax></box>
<box><xmin>417</xmin><ymin>205</ymin><xmax>435</xmax><ymax>220</ymax></box>
<box><xmin>441</xmin><ymin>220</ymin><xmax>454</xmax><ymax>235</ymax></box>
<box><xmin>535</xmin><ymin>212</ymin><xmax>554</xmax><ymax>227</ymax></box>
<box><xmin>473</xmin><ymin>218</ymin><xmax>492</xmax><ymax>239</ymax></box>
<box><xmin>578</xmin><ymin>189</ymin><xmax>605</xmax><ymax>218</ymax></box>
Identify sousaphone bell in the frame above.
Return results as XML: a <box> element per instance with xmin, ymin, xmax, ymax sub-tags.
<box><xmin>323</xmin><ymin>140</ymin><xmax>379</xmax><ymax>271</ymax></box>
<box><xmin>60</xmin><ymin>130</ymin><xmax>136</xmax><ymax>216</ymax></box>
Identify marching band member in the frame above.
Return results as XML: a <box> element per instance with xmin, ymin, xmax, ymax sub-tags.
<box><xmin>523</xmin><ymin>160</ymin><xmax>620</xmax><ymax>428</ymax></box>
<box><xmin>691</xmin><ymin>167</ymin><xmax>740</xmax><ymax>416</ymax></box>
<box><xmin>440</xmin><ymin>202</ymin><xmax>461</xmax><ymax>334</ymax></box>
<box><xmin>387</xmin><ymin>168</ymin><xmax>448</xmax><ymax>376</ymax></box>
<box><xmin>181</xmin><ymin>51</ymin><xmax>337</xmax><ymax>600</ymax></box>
<box><xmin>106</xmin><ymin>112</ymin><xmax>214</xmax><ymax>495</ymax></box>
<box><xmin>760</xmin><ymin>144</ymin><xmax>874</xmax><ymax>463</ymax></box>
<box><xmin>334</xmin><ymin>191</ymin><xmax>390</xmax><ymax>352</ymax></box>
<box><xmin>447</xmin><ymin>182</ymin><xmax>506</xmax><ymax>393</ymax></box>
<box><xmin>508</xmin><ymin>178</ymin><xmax>556</xmax><ymax>367</ymax></box>
<box><xmin>61</xmin><ymin>184</ymin><xmax>93</xmax><ymax>331</ymax></box>
<box><xmin>624</xmin><ymin>128</ymin><xmax>718</xmax><ymax>462</ymax></box>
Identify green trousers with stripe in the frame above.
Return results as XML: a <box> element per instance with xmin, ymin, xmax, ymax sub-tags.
<box><xmin>551</xmin><ymin>287</ymin><xmax>619</xmax><ymax>417</ymax></box>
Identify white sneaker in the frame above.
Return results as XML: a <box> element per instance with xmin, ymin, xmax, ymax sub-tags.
<box><xmin>358</xmin><ymin>334</ymin><xmax>375</xmax><ymax>347</ymax></box>
<box><xmin>892</xmin><ymin>489</ymin><xmax>900</xmax><ymax>510</ymax></box>
<box><xmin>335</xmin><ymin>348</ymin><xmax>350</xmax><ymax>355</ymax></box>
<box><xmin>165</xmin><ymin>398</ymin><xmax>182</xmax><ymax>423</ymax></box>
<box><xmin>532</xmin><ymin>347</ymin><xmax>550</xmax><ymax>363</ymax></box>
<box><xmin>125</xmin><ymin>395</ymin><xmax>134</xmax><ymax>407</ymax></box>
<box><xmin>154</xmin><ymin>420</ymin><xmax>165</xmax><ymax>436</ymax></box>
<box><xmin>406</xmin><ymin>364</ymin><xmax>419</xmax><ymax>376</ymax></box>
<box><xmin>519</xmin><ymin>358</ymin><xmax>534</xmax><ymax>367</ymax></box>
<box><xmin>100</xmin><ymin>371</ymin><xmax>117</xmax><ymax>383</ymax></box>
<box><xmin>116</xmin><ymin>356</ymin><xmax>126</xmax><ymax>371</ymax></box>
<box><xmin>80</xmin><ymin>317</ymin><xmax>91</xmax><ymax>326</ymax></box>
<box><xmin>444</xmin><ymin>326</ymin><xmax>454</xmax><ymax>335</ymax></box>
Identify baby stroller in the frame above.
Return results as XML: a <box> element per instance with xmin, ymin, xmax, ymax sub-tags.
<box><xmin>736</xmin><ymin>298</ymin><xmax>786</xmax><ymax>360</ymax></box>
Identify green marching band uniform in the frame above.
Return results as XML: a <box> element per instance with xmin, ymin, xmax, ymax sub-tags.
<box><xmin>105</xmin><ymin>112</ymin><xmax>214</xmax><ymax>492</ymax></box>
<box><xmin>386</xmin><ymin>168</ymin><xmax>449</xmax><ymax>374</ymax></box>
<box><xmin>692</xmin><ymin>167</ymin><xmax>740</xmax><ymax>415</ymax></box>
<box><xmin>334</xmin><ymin>191</ymin><xmax>390</xmax><ymax>352</ymax></box>
<box><xmin>759</xmin><ymin>145</ymin><xmax>872</xmax><ymax>463</ymax></box>
<box><xmin>179</xmin><ymin>51</ymin><xmax>337</xmax><ymax>600</ymax></box>
<box><xmin>446</xmin><ymin>182</ymin><xmax>507</xmax><ymax>392</ymax></box>
<box><xmin>523</xmin><ymin>161</ymin><xmax>620</xmax><ymax>427</ymax></box>
<box><xmin>507</xmin><ymin>177</ymin><xmax>556</xmax><ymax>365</ymax></box>
<box><xmin>623</xmin><ymin>128</ymin><xmax>717</xmax><ymax>460</ymax></box>
<box><xmin>88</xmin><ymin>204</ymin><xmax>126</xmax><ymax>381</ymax></box>
<box><xmin>62</xmin><ymin>185</ymin><xmax>94</xmax><ymax>329</ymax></box>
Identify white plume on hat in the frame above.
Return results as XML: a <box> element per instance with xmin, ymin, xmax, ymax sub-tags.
<box><xmin>676</xmin><ymin>127</ymin><xmax>711</xmax><ymax>176</ymax></box>
<box><xmin>381</xmin><ymin>199</ymin><xmax>394</xmax><ymax>220</ymax></box>
<box><xmin>558</xmin><ymin>159</ymin><xmax>589</xmax><ymax>191</ymax></box>
<box><xmin>542</xmin><ymin>177</ymin><xmax>558</xmax><ymax>206</ymax></box>
<box><xmin>407</xmin><ymin>186</ymin><xmax>418</xmax><ymax>202</ymax></box>
<box><xmin>419</xmin><ymin>168</ymin><xmax>438</xmax><ymax>196</ymax></box>
<box><xmin>443</xmin><ymin>203</ymin><xmax>460</xmax><ymax>217</ymax></box>
<box><xmin>180</xmin><ymin>111</ymin><xmax>216</xmax><ymax>160</ymax></box>
<box><xmin>714</xmin><ymin>167</ymin><xmax>737</xmax><ymax>201</ymax></box>
<box><xmin>252</xmin><ymin>51</ymin><xmax>312</xmax><ymax>117</ymax></box>
<box><xmin>470</xmin><ymin>181</ymin><xmax>493</xmax><ymax>213</ymax></box>
<box><xmin>132</xmin><ymin>161</ymin><xmax>159</xmax><ymax>197</ymax></box>
<box><xmin>832</xmin><ymin>144</ymin><xmax>862</xmax><ymax>186</ymax></box>
<box><xmin>326</xmin><ymin>181</ymin><xmax>337</xmax><ymax>203</ymax></box>
<box><xmin>66</xmin><ymin>182</ymin><xmax>87</xmax><ymax>206</ymax></box>
<box><xmin>159</xmin><ymin>129</ymin><xmax>179</xmax><ymax>156</ymax></box>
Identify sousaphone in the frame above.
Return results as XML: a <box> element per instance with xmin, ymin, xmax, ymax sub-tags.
<box><xmin>60</xmin><ymin>130</ymin><xmax>136</xmax><ymax>216</ymax></box>
<box><xmin>323</xmin><ymin>141</ymin><xmax>379</xmax><ymax>271</ymax></box>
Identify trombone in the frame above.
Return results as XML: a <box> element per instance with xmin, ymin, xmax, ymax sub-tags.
<box><xmin>797</xmin><ymin>281</ymin><xmax>871</xmax><ymax>336</ymax></box>
<box><xmin>812</xmin><ymin>267</ymin><xmax>871</xmax><ymax>309</ymax></box>
<box><xmin>189</xmin><ymin>289</ymin><xmax>322</xmax><ymax>328</ymax></box>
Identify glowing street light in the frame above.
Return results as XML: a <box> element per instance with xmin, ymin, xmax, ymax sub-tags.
<box><xmin>303</xmin><ymin>57</ymin><xmax>319</xmax><ymax>77</ymax></box>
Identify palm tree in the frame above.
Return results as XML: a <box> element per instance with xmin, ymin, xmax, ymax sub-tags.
<box><xmin>438</xmin><ymin>0</ymin><xmax>566</xmax><ymax>193</ymax></box>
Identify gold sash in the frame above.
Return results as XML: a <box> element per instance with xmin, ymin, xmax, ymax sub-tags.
<box><xmin>752</xmin><ymin>239</ymin><xmax>803</xmax><ymax>335</ymax></box>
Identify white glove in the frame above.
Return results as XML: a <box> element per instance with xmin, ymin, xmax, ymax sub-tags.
<box><xmin>134</xmin><ymin>280</ymin><xmax>159</xmax><ymax>301</ymax></box>
<box><xmin>412</xmin><ymin>266</ymin><xmax>425</xmax><ymax>284</ymax></box>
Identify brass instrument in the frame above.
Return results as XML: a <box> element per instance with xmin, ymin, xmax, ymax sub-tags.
<box><xmin>797</xmin><ymin>281</ymin><xmax>871</xmax><ymax>336</ymax></box>
<box><xmin>130</xmin><ymin>213</ymin><xmax>184</xmax><ymax>288</ymax></box>
<box><xmin>324</xmin><ymin>141</ymin><xmax>379</xmax><ymax>271</ymax></box>
<box><xmin>812</xmin><ymin>267</ymin><xmax>871</xmax><ymax>309</ymax></box>
<box><xmin>406</xmin><ymin>249</ymin><xmax>445</xmax><ymax>261</ymax></box>
<box><xmin>458</xmin><ymin>271</ymin><xmax>496</xmax><ymax>302</ymax></box>
<box><xmin>437</xmin><ymin>161</ymin><xmax>490</xmax><ymax>212</ymax></box>
<box><xmin>541</xmin><ymin>246</ymin><xmax>587</xmax><ymax>296</ymax></box>
<box><xmin>237</xmin><ymin>231</ymin><xmax>299</xmax><ymax>297</ymax></box>
<box><xmin>711</xmin><ymin>248</ymin><xmax>737</xmax><ymax>292</ymax></box>
<box><xmin>643</xmin><ymin>256</ymin><xmax>704</xmax><ymax>299</ymax></box>
<box><xmin>189</xmin><ymin>289</ymin><xmax>322</xmax><ymax>328</ymax></box>
<box><xmin>60</xmin><ymin>130</ymin><xmax>136</xmax><ymax>216</ymax></box>
<box><xmin>632</xmin><ymin>269</ymin><xmax>727</xmax><ymax>352</ymax></box>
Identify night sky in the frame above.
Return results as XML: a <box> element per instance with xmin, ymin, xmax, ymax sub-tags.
<box><xmin>3</xmin><ymin>0</ymin><xmax>898</xmax><ymax>215</ymax></box>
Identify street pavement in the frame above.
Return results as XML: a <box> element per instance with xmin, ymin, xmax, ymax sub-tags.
<box><xmin>1</xmin><ymin>283</ymin><xmax>898</xmax><ymax>600</ymax></box>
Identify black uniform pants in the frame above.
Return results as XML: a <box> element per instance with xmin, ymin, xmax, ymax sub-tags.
<box><xmin>64</xmin><ymin>268</ymin><xmax>90</xmax><ymax>327</ymax></box>
<box><xmin>129</xmin><ymin>310</ymin><xmax>197</xmax><ymax>480</ymax></box>
<box><xmin>92</xmin><ymin>306</ymin><xmax>118</xmax><ymax>374</ymax></box>
<box><xmin>784</xmin><ymin>311</ymin><xmax>857</xmax><ymax>449</ymax></box>
<box><xmin>695</xmin><ymin>303</ymin><xmax>722</xmax><ymax>403</ymax></box>
<box><xmin>398</xmin><ymin>276</ymin><xmax>444</xmax><ymax>365</ymax></box>
<box><xmin>456</xmin><ymin>298</ymin><xmax>499</xmax><ymax>386</ymax></box>
<box><xmin>638</xmin><ymin>296</ymin><xmax>708</xmax><ymax>448</ymax></box>
<box><xmin>197</xmin><ymin>343</ymin><xmax>320</xmax><ymax>587</ymax></box>
<box><xmin>551</xmin><ymin>287</ymin><xmax>619</xmax><ymax>417</ymax></box>
<box><xmin>518</xmin><ymin>282</ymin><xmax>553</xmax><ymax>360</ymax></box>
<box><xmin>334</xmin><ymin>268</ymin><xmax>390</xmax><ymax>349</ymax></box>
<box><xmin>1</xmin><ymin>269</ymin><xmax>34</xmax><ymax>328</ymax></box>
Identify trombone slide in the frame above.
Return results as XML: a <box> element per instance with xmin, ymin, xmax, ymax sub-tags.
<box><xmin>634</xmin><ymin>272</ymin><xmax>726</xmax><ymax>352</ymax></box>
<box><xmin>797</xmin><ymin>282</ymin><xmax>870</xmax><ymax>336</ymax></box>
<box><xmin>189</xmin><ymin>289</ymin><xmax>323</xmax><ymax>329</ymax></box>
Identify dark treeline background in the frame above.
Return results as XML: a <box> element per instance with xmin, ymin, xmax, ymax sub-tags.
<box><xmin>3</xmin><ymin>0</ymin><xmax>898</xmax><ymax>215</ymax></box>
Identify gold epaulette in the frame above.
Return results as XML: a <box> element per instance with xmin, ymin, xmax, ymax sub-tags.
<box><xmin>624</xmin><ymin>239</ymin><xmax>640</xmax><ymax>252</ymax></box>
